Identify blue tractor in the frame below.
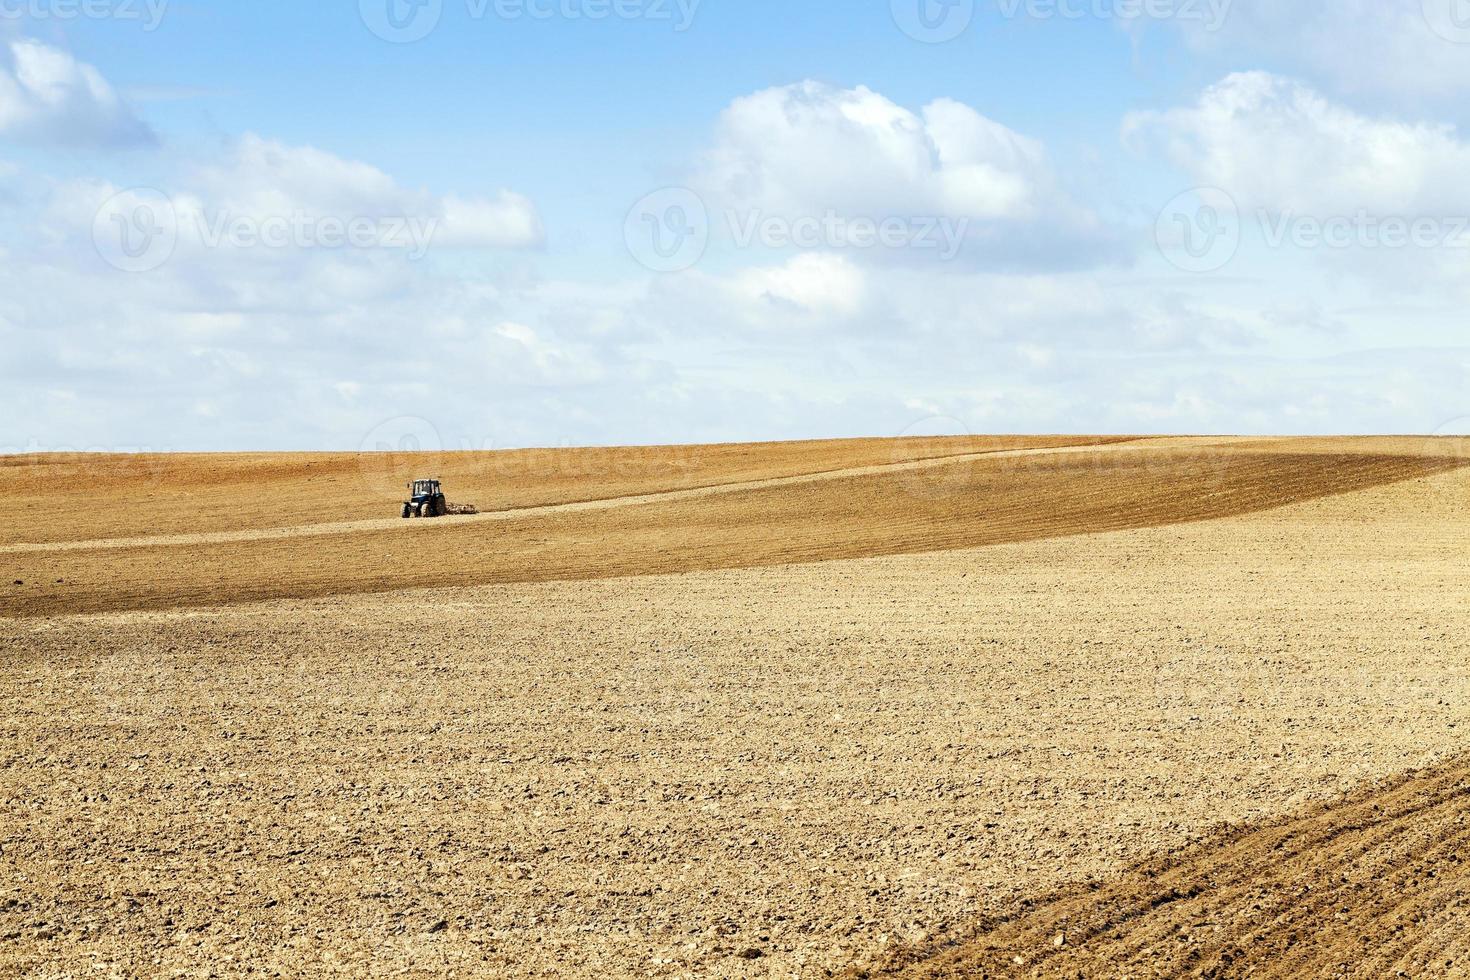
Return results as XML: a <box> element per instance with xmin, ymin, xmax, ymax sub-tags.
<box><xmin>402</xmin><ymin>478</ymin><xmax>448</xmax><ymax>519</ymax></box>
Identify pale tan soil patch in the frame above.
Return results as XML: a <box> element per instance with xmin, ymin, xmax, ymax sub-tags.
<box><xmin>2</xmin><ymin>460</ymin><xmax>1468</xmax><ymax>977</ymax></box>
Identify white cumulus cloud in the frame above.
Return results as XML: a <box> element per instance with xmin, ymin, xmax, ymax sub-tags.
<box><xmin>703</xmin><ymin>82</ymin><xmax>1045</xmax><ymax>220</ymax></box>
<box><xmin>0</xmin><ymin>40</ymin><xmax>153</xmax><ymax>147</ymax></box>
<box><xmin>1177</xmin><ymin>0</ymin><xmax>1470</xmax><ymax>99</ymax></box>
<box><xmin>732</xmin><ymin>253</ymin><xmax>867</xmax><ymax>320</ymax></box>
<box><xmin>1125</xmin><ymin>72</ymin><xmax>1470</xmax><ymax>215</ymax></box>
<box><xmin>192</xmin><ymin>134</ymin><xmax>544</xmax><ymax>249</ymax></box>
<box><xmin>695</xmin><ymin>81</ymin><xmax>1114</xmax><ymax>270</ymax></box>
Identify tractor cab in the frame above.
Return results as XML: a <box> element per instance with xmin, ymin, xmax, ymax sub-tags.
<box><xmin>403</xmin><ymin>479</ymin><xmax>448</xmax><ymax>519</ymax></box>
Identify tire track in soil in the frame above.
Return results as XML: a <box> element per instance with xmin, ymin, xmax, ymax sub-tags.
<box><xmin>855</xmin><ymin>756</ymin><xmax>1470</xmax><ymax>979</ymax></box>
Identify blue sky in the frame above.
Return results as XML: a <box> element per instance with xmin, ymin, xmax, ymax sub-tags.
<box><xmin>3</xmin><ymin>0</ymin><xmax>1470</xmax><ymax>451</ymax></box>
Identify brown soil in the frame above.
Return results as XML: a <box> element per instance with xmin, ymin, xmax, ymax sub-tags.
<box><xmin>4</xmin><ymin>441</ymin><xmax>1459</xmax><ymax>618</ymax></box>
<box><xmin>2</xmin><ymin>437</ymin><xmax>1468</xmax><ymax>978</ymax></box>
<box><xmin>0</xmin><ymin>436</ymin><xmax>1129</xmax><ymax>546</ymax></box>
<box><xmin>860</xmin><ymin>757</ymin><xmax>1470</xmax><ymax>979</ymax></box>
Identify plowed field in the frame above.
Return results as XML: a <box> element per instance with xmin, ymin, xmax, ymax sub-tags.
<box><xmin>862</xmin><ymin>757</ymin><xmax>1470</xmax><ymax>979</ymax></box>
<box><xmin>0</xmin><ymin>436</ymin><xmax>1130</xmax><ymax>546</ymax></box>
<box><xmin>4</xmin><ymin>439</ymin><xmax>1460</xmax><ymax>618</ymax></box>
<box><xmin>3</xmin><ymin>436</ymin><xmax>1468</xmax><ymax>978</ymax></box>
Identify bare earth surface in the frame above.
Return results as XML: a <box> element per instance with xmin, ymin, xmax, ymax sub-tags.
<box><xmin>2</xmin><ymin>436</ymin><xmax>1469</xmax><ymax>978</ymax></box>
<box><xmin>4</xmin><ymin>439</ymin><xmax>1459</xmax><ymax>618</ymax></box>
<box><xmin>866</xmin><ymin>757</ymin><xmax>1470</xmax><ymax>979</ymax></box>
<box><xmin>0</xmin><ymin>436</ymin><xmax>1130</xmax><ymax>547</ymax></box>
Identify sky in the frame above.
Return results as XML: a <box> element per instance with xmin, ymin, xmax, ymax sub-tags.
<box><xmin>2</xmin><ymin>0</ymin><xmax>1470</xmax><ymax>452</ymax></box>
